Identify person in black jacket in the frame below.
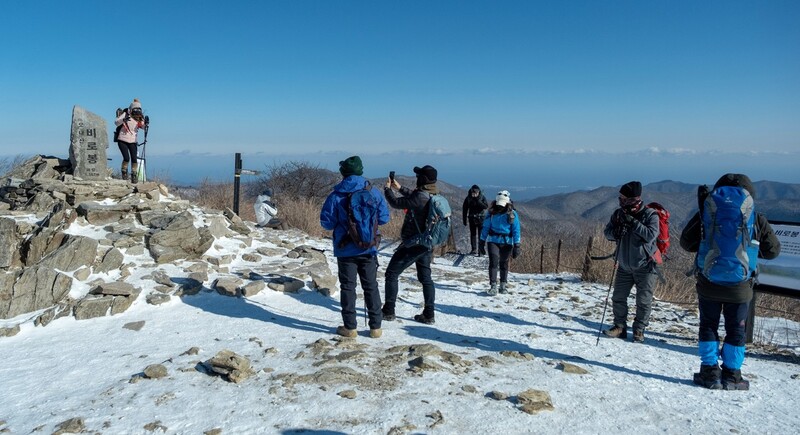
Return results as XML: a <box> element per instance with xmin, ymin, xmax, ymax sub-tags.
<box><xmin>382</xmin><ymin>165</ymin><xmax>440</xmax><ymax>324</ymax></box>
<box><xmin>602</xmin><ymin>181</ymin><xmax>660</xmax><ymax>343</ymax></box>
<box><xmin>681</xmin><ymin>173</ymin><xmax>780</xmax><ymax>390</ymax></box>
<box><xmin>462</xmin><ymin>185</ymin><xmax>488</xmax><ymax>255</ymax></box>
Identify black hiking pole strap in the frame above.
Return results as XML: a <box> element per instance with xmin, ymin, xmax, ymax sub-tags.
<box><xmin>596</xmin><ymin>244</ymin><xmax>620</xmax><ymax>346</ymax></box>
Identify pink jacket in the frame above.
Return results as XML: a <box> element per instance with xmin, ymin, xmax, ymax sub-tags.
<box><xmin>114</xmin><ymin>114</ymin><xmax>144</xmax><ymax>144</ymax></box>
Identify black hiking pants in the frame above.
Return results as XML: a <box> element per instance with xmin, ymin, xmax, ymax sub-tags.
<box><xmin>117</xmin><ymin>141</ymin><xmax>138</xmax><ymax>165</ymax></box>
<box><xmin>487</xmin><ymin>242</ymin><xmax>513</xmax><ymax>284</ymax></box>
<box><xmin>384</xmin><ymin>245</ymin><xmax>435</xmax><ymax>316</ymax></box>
<box><xmin>337</xmin><ymin>254</ymin><xmax>382</xmax><ymax>330</ymax></box>
<box><xmin>468</xmin><ymin>218</ymin><xmax>484</xmax><ymax>253</ymax></box>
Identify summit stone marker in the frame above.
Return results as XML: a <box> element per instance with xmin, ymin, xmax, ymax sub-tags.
<box><xmin>69</xmin><ymin>105</ymin><xmax>108</xmax><ymax>180</ymax></box>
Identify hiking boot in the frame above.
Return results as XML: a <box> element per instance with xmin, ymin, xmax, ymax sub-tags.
<box><xmin>120</xmin><ymin>161</ymin><xmax>129</xmax><ymax>180</ymax></box>
<box><xmin>602</xmin><ymin>325</ymin><xmax>627</xmax><ymax>339</ymax></box>
<box><xmin>413</xmin><ymin>313</ymin><xmax>435</xmax><ymax>324</ymax></box>
<box><xmin>336</xmin><ymin>325</ymin><xmax>357</xmax><ymax>338</ymax></box>
<box><xmin>693</xmin><ymin>364</ymin><xmax>723</xmax><ymax>390</ymax></box>
<box><xmin>130</xmin><ymin>163</ymin><xmax>139</xmax><ymax>184</ymax></box>
<box><xmin>469</xmin><ymin>249</ymin><xmax>477</xmax><ymax>255</ymax></box>
<box><xmin>369</xmin><ymin>328</ymin><xmax>382</xmax><ymax>339</ymax></box>
<box><xmin>498</xmin><ymin>282</ymin><xmax>508</xmax><ymax>294</ymax></box>
<box><xmin>381</xmin><ymin>307</ymin><xmax>396</xmax><ymax>322</ymax></box>
<box><xmin>632</xmin><ymin>330</ymin><xmax>645</xmax><ymax>343</ymax></box>
<box><xmin>487</xmin><ymin>283</ymin><xmax>498</xmax><ymax>296</ymax></box>
<box><xmin>721</xmin><ymin>366</ymin><xmax>749</xmax><ymax>391</ymax></box>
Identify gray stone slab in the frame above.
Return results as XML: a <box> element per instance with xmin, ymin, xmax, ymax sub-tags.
<box><xmin>69</xmin><ymin>106</ymin><xmax>108</xmax><ymax>181</ymax></box>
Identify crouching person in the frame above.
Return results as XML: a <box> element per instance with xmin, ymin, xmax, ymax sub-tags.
<box><xmin>254</xmin><ymin>189</ymin><xmax>288</xmax><ymax>230</ymax></box>
<box><xmin>681</xmin><ymin>173</ymin><xmax>780</xmax><ymax>390</ymax></box>
<box><xmin>320</xmin><ymin>156</ymin><xmax>390</xmax><ymax>338</ymax></box>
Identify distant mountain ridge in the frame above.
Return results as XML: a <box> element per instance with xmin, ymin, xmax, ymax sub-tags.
<box><xmin>520</xmin><ymin>180</ymin><xmax>800</xmax><ymax>226</ymax></box>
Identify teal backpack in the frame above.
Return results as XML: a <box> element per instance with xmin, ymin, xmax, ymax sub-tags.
<box><xmin>405</xmin><ymin>193</ymin><xmax>451</xmax><ymax>250</ymax></box>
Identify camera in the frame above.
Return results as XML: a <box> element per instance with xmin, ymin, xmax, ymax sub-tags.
<box><xmin>389</xmin><ymin>171</ymin><xmax>395</xmax><ymax>182</ymax></box>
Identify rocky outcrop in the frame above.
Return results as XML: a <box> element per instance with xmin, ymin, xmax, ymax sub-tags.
<box><xmin>147</xmin><ymin>211</ymin><xmax>214</xmax><ymax>264</ymax></box>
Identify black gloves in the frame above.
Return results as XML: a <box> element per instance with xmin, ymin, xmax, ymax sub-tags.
<box><xmin>512</xmin><ymin>244</ymin><xmax>520</xmax><ymax>259</ymax></box>
<box><xmin>612</xmin><ymin>209</ymin><xmax>632</xmax><ymax>240</ymax></box>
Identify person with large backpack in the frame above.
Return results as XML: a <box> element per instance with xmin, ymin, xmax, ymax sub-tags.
<box><xmin>680</xmin><ymin>173</ymin><xmax>780</xmax><ymax>390</ymax></box>
<box><xmin>382</xmin><ymin>164</ymin><xmax>447</xmax><ymax>325</ymax></box>
<box><xmin>463</xmin><ymin>185</ymin><xmax>489</xmax><ymax>256</ymax></box>
<box><xmin>480</xmin><ymin>190</ymin><xmax>521</xmax><ymax>295</ymax></box>
<box><xmin>601</xmin><ymin>181</ymin><xmax>660</xmax><ymax>343</ymax></box>
<box><xmin>320</xmin><ymin>156</ymin><xmax>390</xmax><ymax>339</ymax></box>
<box><xmin>114</xmin><ymin>98</ymin><xmax>146</xmax><ymax>183</ymax></box>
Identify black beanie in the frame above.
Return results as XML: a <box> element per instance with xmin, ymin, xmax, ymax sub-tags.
<box><xmin>619</xmin><ymin>181</ymin><xmax>642</xmax><ymax>198</ymax></box>
<box><xmin>714</xmin><ymin>173</ymin><xmax>756</xmax><ymax>199</ymax></box>
<box><xmin>339</xmin><ymin>156</ymin><xmax>363</xmax><ymax>177</ymax></box>
<box><xmin>413</xmin><ymin>165</ymin><xmax>438</xmax><ymax>185</ymax></box>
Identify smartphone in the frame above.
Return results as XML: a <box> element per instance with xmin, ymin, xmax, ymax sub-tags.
<box><xmin>389</xmin><ymin>171</ymin><xmax>395</xmax><ymax>182</ymax></box>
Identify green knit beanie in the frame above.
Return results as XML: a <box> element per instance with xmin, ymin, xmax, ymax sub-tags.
<box><xmin>339</xmin><ymin>156</ymin><xmax>364</xmax><ymax>177</ymax></box>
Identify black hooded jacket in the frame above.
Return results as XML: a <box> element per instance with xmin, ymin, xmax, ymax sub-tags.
<box><xmin>680</xmin><ymin>174</ymin><xmax>781</xmax><ymax>303</ymax></box>
<box><xmin>462</xmin><ymin>185</ymin><xmax>488</xmax><ymax>225</ymax></box>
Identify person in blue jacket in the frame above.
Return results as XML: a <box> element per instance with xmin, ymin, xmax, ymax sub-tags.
<box><xmin>480</xmin><ymin>190</ymin><xmax>521</xmax><ymax>295</ymax></box>
<box><xmin>320</xmin><ymin>156</ymin><xmax>390</xmax><ymax>339</ymax></box>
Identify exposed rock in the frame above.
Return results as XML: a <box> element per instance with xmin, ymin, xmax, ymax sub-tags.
<box><xmin>241</xmin><ymin>253</ymin><xmax>261</xmax><ymax>262</ymax></box>
<box><xmin>208</xmin><ymin>255</ymin><xmax>233</xmax><ymax>266</ymax></box>
<box><xmin>205</xmin><ymin>350</ymin><xmax>254</xmax><ymax>383</ymax></box>
<box><xmin>7</xmin><ymin>266</ymin><xmax>72</xmax><ymax>319</ymax></box>
<box><xmin>176</xmin><ymin>277</ymin><xmax>203</xmax><ymax>296</ymax></box>
<box><xmin>310</xmin><ymin>273</ymin><xmax>339</xmax><ymax>297</ymax></box>
<box><xmin>90</xmin><ymin>281</ymin><xmax>137</xmax><ymax>296</ymax></box>
<box><xmin>0</xmin><ymin>218</ymin><xmax>18</xmax><ymax>268</ymax></box>
<box><xmin>290</xmin><ymin>245</ymin><xmax>327</xmax><ymax>263</ymax></box>
<box><xmin>146</xmin><ymin>293</ymin><xmax>171</xmax><ymax>305</ymax></box>
<box><xmin>147</xmin><ymin>211</ymin><xmax>213</xmax><ymax>264</ymax></box>
<box><xmin>204</xmin><ymin>429</ymin><xmax>222</xmax><ymax>435</ymax></box>
<box><xmin>241</xmin><ymin>280</ymin><xmax>266</xmax><ymax>297</ymax></box>
<box><xmin>74</xmin><ymin>296</ymin><xmax>113</xmax><ymax>320</ymax></box>
<box><xmin>111</xmin><ymin>293</ymin><xmax>139</xmax><ymax>315</ymax></box>
<box><xmin>338</xmin><ymin>389</ymin><xmax>357</xmax><ymax>399</ymax></box>
<box><xmin>223</xmin><ymin>207</ymin><xmax>251</xmax><ymax>235</ymax></box>
<box><xmin>76</xmin><ymin>202</ymin><xmax>134</xmax><ymax>225</ymax></box>
<box><xmin>143</xmin><ymin>420</ymin><xmax>168</xmax><ymax>432</ymax></box>
<box><xmin>0</xmin><ymin>325</ymin><xmax>20</xmax><ymax>337</ymax></box>
<box><xmin>408</xmin><ymin>356</ymin><xmax>445</xmax><ymax>371</ymax></box>
<box><xmin>500</xmin><ymin>350</ymin><xmax>535</xmax><ymax>360</ymax></box>
<box><xmin>33</xmin><ymin>301</ymin><xmax>73</xmax><ymax>327</ymax></box>
<box><xmin>267</xmin><ymin>277</ymin><xmax>304</xmax><ymax>293</ymax></box>
<box><xmin>206</xmin><ymin>216</ymin><xmax>231</xmax><ymax>239</ymax></box>
<box><xmin>69</xmin><ymin>106</ymin><xmax>108</xmax><ymax>180</ymax></box>
<box><xmin>123</xmin><ymin>321</ymin><xmax>146</xmax><ymax>331</ymax></box>
<box><xmin>181</xmin><ymin>347</ymin><xmax>200</xmax><ymax>356</ymax></box>
<box><xmin>516</xmin><ymin>389</ymin><xmax>554</xmax><ymax>414</ymax></box>
<box><xmin>143</xmin><ymin>364</ymin><xmax>168</xmax><ymax>379</ymax></box>
<box><xmin>151</xmin><ymin>270</ymin><xmax>175</xmax><ymax>287</ymax></box>
<box><xmin>53</xmin><ymin>417</ymin><xmax>85</xmax><ymax>435</ymax></box>
<box><xmin>213</xmin><ymin>277</ymin><xmax>243</xmax><ymax>297</ymax></box>
<box><xmin>556</xmin><ymin>361</ymin><xmax>589</xmax><ymax>375</ymax></box>
<box><xmin>487</xmin><ymin>390</ymin><xmax>509</xmax><ymax>401</ymax></box>
<box><xmin>73</xmin><ymin>266</ymin><xmax>91</xmax><ymax>281</ymax></box>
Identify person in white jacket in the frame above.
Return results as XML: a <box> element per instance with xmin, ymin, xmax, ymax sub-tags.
<box><xmin>114</xmin><ymin>98</ymin><xmax>145</xmax><ymax>183</ymax></box>
<box><xmin>254</xmin><ymin>189</ymin><xmax>287</xmax><ymax>230</ymax></box>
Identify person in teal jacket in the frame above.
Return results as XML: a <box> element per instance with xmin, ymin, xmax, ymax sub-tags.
<box><xmin>480</xmin><ymin>190</ymin><xmax>521</xmax><ymax>295</ymax></box>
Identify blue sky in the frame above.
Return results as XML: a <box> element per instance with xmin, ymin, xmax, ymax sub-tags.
<box><xmin>1</xmin><ymin>1</ymin><xmax>798</xmax><ymax>194</ymax></box>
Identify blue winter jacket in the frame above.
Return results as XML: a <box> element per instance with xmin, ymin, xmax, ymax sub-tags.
<box><xmin>320</xmin><ymin>175</ymin><xmax>390</xmax><ymax>258</ymax></box>
<box><xmin>480</xmin><ymin>208</ymin><xmax>521</xmax><ymax>246</ymax></box>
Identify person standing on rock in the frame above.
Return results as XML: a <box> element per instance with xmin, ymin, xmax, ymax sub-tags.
<box><xmin>382</xmin><ymin>165</ymin><xmax>442</xmax><ymax>324</ymax></box>
<box><xmin>320</xmin><ymin>156</ymin><xmax>390</xmax><ymax>339</ymax></box>
<box><xmin>463</xmin><ymin>184</ymin><xmax>488</xmax><ymax>256</ymax></box>
<box><xmin>480</xmin><ymin>190</ymin><xmax>521</xmax><ymax>295</ymax></box>
<box><xmin>114</xmin><ymin>98</ymin><xmax>145</xmax><ymax>183</ymax></box>
<box><xmin>602</xmin><ymin>181</ymin><xmax>659</xmax><ymax>343</ymax></box>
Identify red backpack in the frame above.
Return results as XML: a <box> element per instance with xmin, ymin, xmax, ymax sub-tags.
<box><xmin>646</xmin><ymin>202</ymin><xmax>670</xmax><ymax>264</ymax></box>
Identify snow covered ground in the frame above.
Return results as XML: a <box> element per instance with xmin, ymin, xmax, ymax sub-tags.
<box><xmin>1</xmin><ymin>218</ymin><xmax>799</xmax><ymax>434</ymax></box>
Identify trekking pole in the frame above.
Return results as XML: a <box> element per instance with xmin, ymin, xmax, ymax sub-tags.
<box><xmin>596</xmin><ymin>243</ymin><xmax>620</xmax><ymax>346</ymax></box>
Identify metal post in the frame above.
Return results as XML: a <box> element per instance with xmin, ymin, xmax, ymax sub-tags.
<box><xmin>233</xmin><ymin>153</ymin><xmax>242</xmax><ymax>215</ymax></box>
<box><xmin>556</xmin><ymin>239</ymin><xmax>562</xmax><ymax>273</ymax></box>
